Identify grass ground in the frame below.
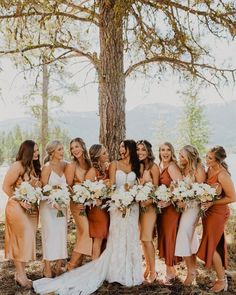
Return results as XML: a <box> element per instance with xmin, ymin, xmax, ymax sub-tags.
<box><xmin>0</xmin><ymin>213</ymin><xmax>236</xmax><ymax>295</ymax></box>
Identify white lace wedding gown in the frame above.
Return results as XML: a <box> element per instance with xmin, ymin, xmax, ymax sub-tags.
<box><xmin>33</xmin><ymin>170</ymin><xmax>143</xmax><ymax>295</ymax></box>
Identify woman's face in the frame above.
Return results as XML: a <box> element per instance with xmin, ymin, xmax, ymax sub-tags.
<box><xmin>206</xmin><ymin>151</ymin><xmax>216</xmax><ymax>168</ymax></box>
<box><xmin>70</xmin><ymin>141</ymin><xmax>84</xmax><ymax>159</ymax></box>
<box><xmin>160</xmin><ymin>144</ymin><xmax>172</xmax><ymax>163</ymax></box>
<box><xmin>136</xmin><ymin>143</ymin><xmax>148</xmax><ymax>161</ymax></box>
<box><xmin>179</xmin><ymin>149</ymin><xmax>188</xmax><ymax>166</ymax></box>
<box><xmin>33</xmin><ymin>144</ymin><xmax>39</xmax><ymax>161</ymax></box>
<box><xmin>119</xmin><ymin>142</ymin><xmax>129</xmax><ymax>159</ymax></box>
<box><xmin>99</xmin><ymin>147</ymin><xmax>109</xmax><ymax>164</ymax></box>
<box><xmin>52</xmin><ymin>144</ymin><xmax>64</xmax><ymax>160</ymax></box>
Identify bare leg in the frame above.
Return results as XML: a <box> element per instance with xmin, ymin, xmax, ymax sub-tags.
<box><xmin>142</xmin><ymin>241</ymin><xmax>156</xmax><ymax>282</ymax></box>
<box><xmin>183</xmin><ymin>255</ymin><xmax>197</xmax><ymax>285</ymax></box>
<box><xmin>54</xmin><ymin>259</ymin><xmax>63</xmax><ymax>276</ymax></box>
<box><xmin>210</xmin><ymin>251</ymin><xmax>227</xmax><ymax>292</ymax></box>
<box><xmin>141</xmin><ymin>241</ymin><xmax>150</xmax><ymax>279</ymax></box>
<box><xmin>14</xmin><ymin>261</ymin><xmax>32</xmax><ymax>287</ymax></box>
<box><xmin>92</xmin><ymin>238</ymin><xmax>103</xmax><ymax>260</ymax></box>
<box><xmin>67</xmin><ymin>251</ymin><xmax>83</xmax><ymax>271</ymax></box>
<box><xmin>43</xmin><ymin>260</ymin><xmax>53</xmax><ymax>278</ymax></box>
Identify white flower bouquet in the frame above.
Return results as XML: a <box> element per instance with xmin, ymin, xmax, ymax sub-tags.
<box><xmin>170</xmin><ymin>180</ymin><xmax>194</xmax><ymax>212</ymax></box>
<box><xmin>42</xmin><ymin>184</ymin><xmax>70</xmax><ymax>217</ymax></box>
<box><xmin>134</xmin><ymin>182</ymin><xmax>155</xmax><ymax>213</ymax></box>
<box><xmin>192</xmin><ymin>183</ymin><xmax>218</xmax><ymax>217</ymax></box>
<box><xmin>107</xmin><ymin>183</ymin><xmax>137</xmax><ymax>218</ymax></box>
<box><xmin>153</xmin><ymin>184</ymin><xmax>172</xmax><ymax>213</ymax></box>
<box><xmin>13</xmin><ymin>181</ymin><xmax>42</xmax><ymax>214</ymax></box>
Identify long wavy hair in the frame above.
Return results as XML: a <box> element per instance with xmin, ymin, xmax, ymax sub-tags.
<box><xmin>136</xmin><ymin>139</ymin><xmax>155</xmax><ymax>170</ymax></box>
<box><xmin>44</xmin><ymin>140</ymin><xmax>62</xmax><ymax>164</ymax></box>
<box><xmin>122</xmin><ymin>139</ymin><xmax>140</xmax><ymax>178</ymax></box>
<box><xmin>179</xmin><ymin>145</ymin><xmax>202</xmax><ymax>176</ymax></box>
<box><xmin>210</xmin><ymin>145</ymin><xmax>230</xmax><ymax>174</ymax></box>
<box><xmin>70</xmin><ymin>137</ymin><xmax>91</xmax><ymax>169</ymax></box>
<box><xmin>158</xmin><ymin>142</ymin><xmax>177</xmax><ymax>164</ymax></box>
<box><xmin>16</xmin><ymin>140</ymin><xmax>41</xmax><ymax>178</ymax></box>
<box><xmin>89</xmin><ymin>144</ymin><xmax>106</xmax><ymax>177</ymax></box>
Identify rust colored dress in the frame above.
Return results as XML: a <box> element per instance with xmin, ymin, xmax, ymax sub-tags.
<box><xmin>87</xmin><ymin>170</ymin><xmax>110</xmax><ymax>239</ymax></box>
<box><xmin>157</xmin><ymin>167</ymin><xmax>180</xmax><ymax>266</ymax></box>
<box><xmin>70</xmin><ymin>170</ymin><xmax>92</xmax><ymax>256</ymax></box>
<box><xmin>197</xmin><ymin>170</ymin><xmax>230</xmax><ymax>268</ymax></box>
<box><xmin>5</xmin><ymin>178</ymin><xmax>38</xmax><ymax>262</ymax></box>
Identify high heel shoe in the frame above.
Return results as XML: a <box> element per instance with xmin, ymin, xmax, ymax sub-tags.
<box><xmin>66</xmin><ymin>261</ymin><xmax>77</xmax><ymax>272</ymax></box>
<box><xmin>143</xmin><ymin>267</ymin><xmax>150</xmax><ymax>280</ymax></box>
<box><xmin>146</xmin><ymin>271</ymin><xmax>158</xmax><ymax>284</ymax></box>
<box><xmin>210</xmin><ymin>276</ymin><xmax>228</xmax><ymax>293</ymax></box>
<box><xmin>42</xmin><ymin>266</ymin><xmax>53</xmax><ymax>278</ymax></box>
<box><xmin>183</xmin><ymin>270</ymin><xmax>198</xmax><ymax>286</ymax></box>
<box><xmin>14</xmin><ymin>273</ymin><xmax>32</xmax><ymax>289</ymax></box>
<box><xmin>164</xmin><ymin>274</ymin><xmax>176</xmax><ymax>286</ymax></box>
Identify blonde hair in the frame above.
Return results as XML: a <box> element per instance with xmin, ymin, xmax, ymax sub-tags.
<box><xmin>180</xmin><ymin>145</ymin><xmax>201</xmax><ymax>176</ymax></box>
<box><xmin>44</xmin><ymin>140</ymin><xmax>62</xmax><ymax>164</ymax></box>
<box><xmin>159</xmin><ymin>142</ymin><xmax>177</xmax><ymax>164</ymax></box>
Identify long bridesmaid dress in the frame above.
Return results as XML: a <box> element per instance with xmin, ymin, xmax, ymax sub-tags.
<box><xmin>40</xmin><ymin>170</ymin><xmax>68</xmax><ymax>260</ymax></box>
<box><xmin>157</xmin><ymin>167</ymin><xmax>180</xmax><ymax>266</ymax></box>
<box><xmin>197</xmin><ymin>170</ymin><xmax>230</xmax><ymax>268</ymax></box>
<box><xmin>87</xmin><ymin>170</ymin><xmax>110</xmax><ymax>240</ymax></box>
<box><xmin>5</xmin><ymin>177</ymin><xmax>38</xmax><ymax>262</ymax></box>
<box><xmin>70</xmin><ymin>167</ymin><xmax>92</xmax><ymax>256</ymax></box>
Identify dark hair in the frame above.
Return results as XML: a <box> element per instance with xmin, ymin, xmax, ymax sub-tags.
<box><xmin>210</xmin><ymin>145</ymin><xmax>229</xmax><ymax>173</ymax></box>
<box><xmin>122</xmin><ymin>139</ymin><xmax>140</xmax><ymax>178</ymax></box>
<box><xmin>70</xmin><ymin>137</ymin><xmax>91</xmax><ymax>169</ymax></box>
<box><xmin>16</xmin><ymin>140</ymin><xmax>41</xmax><ymax>178</ymax></box>
<box><xmin>136</xmin><ymin>139</ymin><xmax>155</xmax><ymax>169</ymax></box>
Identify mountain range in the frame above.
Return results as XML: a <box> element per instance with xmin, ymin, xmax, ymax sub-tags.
<box><xmin>0</xmin><ymin>101</ymin><xmax>236</xmax><ymax>149</ymax></box>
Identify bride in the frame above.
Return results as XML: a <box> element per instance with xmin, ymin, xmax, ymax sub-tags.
<box><xmin>33</xmin><ymin>139</ymin><xmax>144</xmax><ymax>294</ymax></box>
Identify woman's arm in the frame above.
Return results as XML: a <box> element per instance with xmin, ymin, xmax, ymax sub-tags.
<box><xmin>2</xmin><ymin>162</ymin><xmax>22</xmax><ymax>197</ymax></box>
<box><xmin>150</xmin><ymin>163</ymin><xmax>160</xmax><ymax>186</ymax></box>
<box><xmin>195</xmin><ymin>165</ymin><xmax>206</xmax><ymax>184</ymax></box>
<box><xmin>41</xmin><ymin>166</ymin><xmax>51</xmax><ymax>186</ymax></box>
<box><xmin>168</xmin><ymin>162</ymin><xmax>183</xmax><ymax>181</ymax></box>
<box><xmin>109</xmin><ymin>161</ymin><xmax>117</xmax><ymax>185</ymax></box>
<box><xmin>64</xmin><ymin>162</ymin><xmax>76</xmax><ymax>186</ymax></box>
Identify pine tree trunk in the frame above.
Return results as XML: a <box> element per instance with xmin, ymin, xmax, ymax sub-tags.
<box><xmin>98</xmin><ymin>0</ymin><xmax>126</xmax><ymax>160</ymax></box>
<box><xmin>41</xmin><ymin>62</ymin><xmax>49</xmax><ymax>160</ymax></box>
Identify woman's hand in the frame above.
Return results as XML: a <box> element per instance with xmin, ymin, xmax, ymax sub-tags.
<box><xmin>176</xmin><ymin>201</ymin><xmax>186</xmax><ymax>209</ymax></box>
<box><xmin>96</xmin><ymin>199</ymin><xmax>103</xmax><ymax>206</ymax></box>
<box><xmin>201</xmin><ymin>201</ymin><xmax>213</xmax><ymax>212</ymax></box>
<box><xmin>140</xmin><ymin>199</ymin><xmax>152</xmax><ymax>207</ymax></box>
<box><xmin>19</xmin><ymin>201</ymin><xmax>32</xmax><ymax>210</ymax></box>
<box><xmin>157</xmin><ymin>200</ymin><xmax>171</xmax><ymax>208</ymax></box>
<box><xmin>52</xmin><ymin>203</ymin><xmax>61</xmax><ymax>210</ymax></box>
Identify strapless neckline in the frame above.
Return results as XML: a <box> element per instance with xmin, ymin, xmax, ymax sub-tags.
<box><xmin>116</xmin><ymin>169</ymin><xmax>136</xmax><ymax>176</ymax></box>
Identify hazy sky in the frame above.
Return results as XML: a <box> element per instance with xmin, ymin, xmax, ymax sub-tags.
<box><xmin>0</xmin><ymin>44</ymin><xmax>235</xmax><ymax>122</ymax></box>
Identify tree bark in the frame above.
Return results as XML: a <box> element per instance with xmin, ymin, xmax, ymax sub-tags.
<box><xmin>41</xmin><ymin>62</ymin><xmax>49</xmax><ymax>160</ymax></box>
<box><xmin>98</xmin><ymin>0</ymin><xmax>126</xmax><ymax>160</ymax></box>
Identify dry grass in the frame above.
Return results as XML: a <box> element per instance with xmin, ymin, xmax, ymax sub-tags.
<box><xmin>0</xmin><ymin>212</ymin><xmax>236</xmax><ymax>295</ymax></box>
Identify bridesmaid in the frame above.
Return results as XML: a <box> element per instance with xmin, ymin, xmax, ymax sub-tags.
<box><xmin>85</xmin><ymin>144</ymin><xmax>110</xmax><ymax>260</ymax></box>
<box><xmin>197</xmin><ymin>146</ymin><xmax>236</xmax><ymax>293</ymax></box>
<box><xmin>3</xmin><ymin>140</ymin><xmax>41</xmax><ymax>288</ymax></box>
<box><xmin>65</xmin><ymin>137</ymin><xmax>92</xmax><ymax>270</ymax></box>
<box><xmin>136</xmin><ymin>140</ymin><xmax>159</xmax><ymax>283</ymax></box>
<box><xmin>174</xmin><ymin>145</ymin><xmax>206</xmax><ymax>285</ymax></box>
<box><xmin>40</xmin><ymin>140</ymin><xmax>68</xmax><ymax>278</ymax></box>
<box><xmin>157</xmin><ymin>142</ymin><xmax>182</xmax><ymax>283</ymax></box>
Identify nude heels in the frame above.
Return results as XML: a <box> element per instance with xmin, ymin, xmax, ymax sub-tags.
<box><xmin>14</xmin><ymin>273</ymin><xmax>32</xmax><ymax>289</ymax></box>
<box><xmin>210</xmin><ymin>276</ymin><xmax>228</xmax><ymax>293</ymax></box>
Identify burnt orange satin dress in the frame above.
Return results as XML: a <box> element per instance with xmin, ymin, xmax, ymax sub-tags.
<box><xmin>87</xmin><ymin>171</ymin><xmax>110</xmax><ymax>239</ymax></box>
<box><xmin>5</xmin><ymin>180</ymin><xmax>38</xmax><ymax>262</ymax></box>
<box><xmin>157</xmin><ymin>167</ymin><xmax>180</xmax><ymax>266</ymax></box>
<box><xmin>70</xmin><ymin>174</ymin><xmax>93</xmax><ymax>256</ymax></box>
<box><xmin>197</xmin><ymin>171</ymin><xmax>230</xmax><ymax>268</ymax></box>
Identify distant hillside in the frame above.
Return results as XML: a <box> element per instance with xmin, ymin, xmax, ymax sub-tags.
<box><xmin>0</xmin><ymin>101</ymin><xmax>235</xmax><ymax>148</ymax></box>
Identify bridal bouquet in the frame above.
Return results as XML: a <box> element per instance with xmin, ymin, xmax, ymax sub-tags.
<box><xmin>13</xmin><ymin>181</ymin><xmax>42</xmax><ymax>214</ymax></box>
<box><xmin>108</xmin><ymin>183</ymin><xmax>137</xmax><ymax>218</ymax></box>
<box><xmin>42</xmin><ymin>184</ymin><xmax>70</xmax><ymax>217</ymax></box>
<box><xmin>134</xmin><ymin>182</ymin><xmax>155</xmax><ymax>213</ymax></box>
<box><xmin>170</xmin><ymin>180</ymin><xmax>194</xmax><ymax>212</ymax></box>
<box><xmin>153</xmin><ymin>184</ymin><xmax>172</xmax><ymax>213</ymax></box>
<box><xmin>192</xmin><ymin>183</ymin><xmax>218</xmax><ymax>217</ymax></box>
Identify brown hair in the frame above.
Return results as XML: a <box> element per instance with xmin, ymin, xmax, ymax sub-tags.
<box><xmin>210</xmin><ymin>145</ymin><xmax>229</xmax><ymax>173</ymax></box>
<box><xmin>180</xmin><ymin>145</ymin><xmax>202</xmax><ymax>176</ymax></box>
<box><xmin>16</xmin><ymin>140</ymin><xmax>41</xmax><ymax>178</ymax></box>
<box><xmin>70</xmin><ymin>137</ymin><xmax>91</xmax><ymax>169</ymax></box>
<box><xmin>136</xmin><ymin>139</ymin><xmax>155</xmax><ymax>170</ymax></box>
<box><xmin>89</xmin><ymin>144</ymin><xmax>106</xmax><ymax>177</ymax></box>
